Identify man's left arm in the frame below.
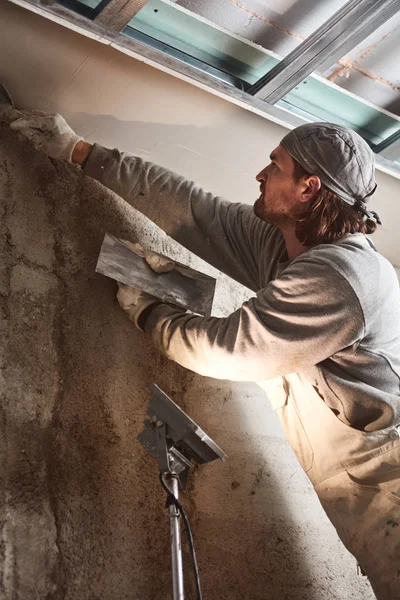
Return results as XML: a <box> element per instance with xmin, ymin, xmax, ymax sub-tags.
<box><xmin>134</xmin><ymin>259</ymin><xmax>365</xmax><ymax>381</ymax></box>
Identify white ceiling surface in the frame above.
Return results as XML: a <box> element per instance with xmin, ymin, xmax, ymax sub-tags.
<box><xmin>176</xmin><ymin>0</ymin><xmax>400</xmax><ymax>115</ymax></box>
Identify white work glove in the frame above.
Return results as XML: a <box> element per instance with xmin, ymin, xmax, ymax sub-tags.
<box><xmin>123</xmin><ymin>241</ymin><xmax>176</xmax><ymax>273</ymax></box>
<box><xmin>117</xmin><ymin>283</ymin><xmax>161</xmax><ymax>331</ymax></box>
<box><xmin>9</xmin><ymin>112</ymin><xmax>83</xmax><ymax>162</ymax></box>
<box><xmin>117</xmin><ymin>243</ymin><xmax>176</xmax><ymax>330</ymax></box>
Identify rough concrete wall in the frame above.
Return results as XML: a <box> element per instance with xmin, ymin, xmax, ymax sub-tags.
<box><xmin>2</xmin><ymin>1</ymin><xmax>399</xmax><ymax>598</ymax></box>
<box><xmin>0</xmin><ymin>123</ymin><xmax>186</xmax><ymax>598</ymax></box>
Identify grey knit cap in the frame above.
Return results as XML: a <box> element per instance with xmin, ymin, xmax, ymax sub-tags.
<box><xmin>281</xmin><ymin>122</ymin><xmax>381</xmax><ymax>224</ymax></box>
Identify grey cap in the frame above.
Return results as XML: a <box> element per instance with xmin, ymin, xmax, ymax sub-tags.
<box><xmin>281</xmin><ymin>122</ymin><xmax>380</xmax><ymax>223</ymax></box>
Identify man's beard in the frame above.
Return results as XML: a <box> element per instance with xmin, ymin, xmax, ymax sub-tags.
<box><xmin>253</xmin><ymin>196</ymin><xmax>265</xmax><ymax>220</ymax></box>
<box><xmin>254</xmin><ymin>195</ymin><xmax>294</xmax><ymax>228</ymax></box>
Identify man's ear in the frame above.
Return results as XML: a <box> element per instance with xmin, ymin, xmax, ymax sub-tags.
<box><xmin>300</xmin><ymin>175</ymin><xmax>321</xmax><ymax>204</ymax></box>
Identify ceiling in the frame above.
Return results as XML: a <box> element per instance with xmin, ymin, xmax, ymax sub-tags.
<box><xmin>9</xmin><ymin>0</ymin><xmax>400</xmax><ymax>174</ymax></box>
<box><xmin>176</xmin><ymin>0</ymin><xmax>400</xmax><ymax>116</ymax></box>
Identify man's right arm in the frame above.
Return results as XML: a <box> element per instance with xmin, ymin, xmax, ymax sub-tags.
<box><xmin>9</xmin><ymin>111</ymin><xmax>281</xmax><ymax>291</ymax></box>
<box><xmin>81</xmin><ymin>142</ymin><xmax>279</xmax><ymax>291</ymax></box>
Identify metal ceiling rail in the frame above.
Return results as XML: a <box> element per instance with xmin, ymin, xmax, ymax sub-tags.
<box><xmin>248</xmin><ymin>0</ymin><xmax>400</xmax><ymax>103</ymax></box>
<box><xmin>95</xmin><ymin>0</ymin><xmax>149</xmax><ymax>31</ymax></box>
<box><xmin>374</xmin><ymin>130</ymin><xmax>400</xmax><ymax>160</ymax></box>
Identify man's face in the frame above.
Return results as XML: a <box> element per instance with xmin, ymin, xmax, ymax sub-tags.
<box><xmin>254</xmin><ymin>145</ymin><xmax>302</xmax><ymax>227</ymax></box>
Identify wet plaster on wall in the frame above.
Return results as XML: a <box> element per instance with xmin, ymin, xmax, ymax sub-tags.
<box><xmin>0</xmin><ymin>123</ymin><xmax>197</xmax><ymax>599</ymax></box>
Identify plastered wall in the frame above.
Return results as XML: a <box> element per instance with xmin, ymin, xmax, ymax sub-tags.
<box><xmin>2</xmin><ymin>1</ymin><xmax>399</xmax><ymax>598</ymax></box>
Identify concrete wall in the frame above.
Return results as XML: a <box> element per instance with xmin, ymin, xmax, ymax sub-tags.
<box><xmin>3</xmin><ymin>1</ymin><xmax>400</xmax><ymax>598</ymax></box>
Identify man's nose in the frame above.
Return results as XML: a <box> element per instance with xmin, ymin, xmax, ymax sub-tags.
<box><xmin>256</xmin><ymin>169</ymin><xmax>267</xmax><ymax>182</ymax></box>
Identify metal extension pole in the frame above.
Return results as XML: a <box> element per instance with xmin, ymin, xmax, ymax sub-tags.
<box><xmin>167</xmin><ymin>475</ymin><xmax>185</xmax><ymax>600</ymax></box>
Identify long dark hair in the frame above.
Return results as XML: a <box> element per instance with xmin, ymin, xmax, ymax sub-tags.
<box><xmin>293</xmin><ymin>160</ymin><xmax>377</xmax><ymax>246</ymax></box>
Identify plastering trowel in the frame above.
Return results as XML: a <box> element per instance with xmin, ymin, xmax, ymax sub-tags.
<box><xmin>96</xmin><ymin>233</ymin><xmax>216</xmax><ymax>316</ymax></box>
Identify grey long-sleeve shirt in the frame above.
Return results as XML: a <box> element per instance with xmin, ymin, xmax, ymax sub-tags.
<box><xmin>84</xmin><ymin>144</ymin><xmax>400</xmax><ymax>432</ymax></box>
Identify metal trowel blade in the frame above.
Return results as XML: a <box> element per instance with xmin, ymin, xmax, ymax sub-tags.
<box><xmin>96</xmin><ymin>233</ymin><xmax>216</xmax><ymax>316</ymax></box>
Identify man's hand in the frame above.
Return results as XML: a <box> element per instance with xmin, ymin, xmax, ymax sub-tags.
<box><xmin>117</xmin><ymin>283</ymin><xmax>160</xmax><ymax>331</ymax></box>
<box><xmin>117</xmin><ymin>244</ymin><xmax>177</xmax><ymax>329</ymax></box>
<box><xmin>123</xmin><ymin>241</ymin><xmax>176</xmax><ymax>273</ymax></box>
<box><xmin>9</xmin><ymin>113</ymin><xmax>84</xmax><ymax>163</ymax></box>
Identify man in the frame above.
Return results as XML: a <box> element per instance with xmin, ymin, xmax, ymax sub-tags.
<box><xmin>6</xmin><ymin>110</ymin><xmax>400</xmax><ymax>599</ymax></box>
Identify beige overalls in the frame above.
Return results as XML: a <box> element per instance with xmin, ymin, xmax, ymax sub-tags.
<box><xmin>264</xmin><ymin>373</ymin><xmax>400</xmax><ymax>600</ymax></box>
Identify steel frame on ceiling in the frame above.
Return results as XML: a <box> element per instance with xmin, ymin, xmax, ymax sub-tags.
<box><xmin>247</xmin><ymin>0</ymin><xmax>400</xmax><ymax>102</ymax></box>
<box><xmin>7</xmin><ymin>0</ymin><xmax>400</xmax><ymax>175</ymax></box>
<box><xmin>374</xmin><ymin>130</ymin><xmax>400</xmax><ymax>161</ymax></box>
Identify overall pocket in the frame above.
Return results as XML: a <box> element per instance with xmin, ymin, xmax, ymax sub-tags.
<box><xmin>347</xmin><ymin>443</ymin><xmax>400</xmax><ymax>503</ymax></box>
<box><xmin>265</xmin><ymin>375</ymin><xmax>314</xmax><ymax>473</ymax></box>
